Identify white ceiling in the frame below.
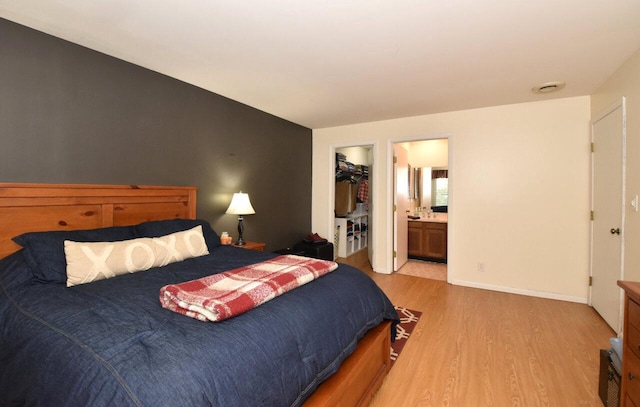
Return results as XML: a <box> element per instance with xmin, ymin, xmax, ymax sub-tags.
<box><xmin>1</xmin><ymin>1</ymin><xmax>640</xmax><ymax>129</ymax></box>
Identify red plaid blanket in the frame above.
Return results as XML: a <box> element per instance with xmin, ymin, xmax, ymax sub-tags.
<box><xmin>159</xmin><ymin>255</ymin><xmax>338</xmax><ymax>322</ymax></box>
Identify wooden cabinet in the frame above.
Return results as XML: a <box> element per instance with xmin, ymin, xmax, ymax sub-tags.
<box><xmin>408</xmin><ymin>221</ymin><xmax>447</xmax><ymax>262</ymax></box>
<box><xmin>618</xmin><ymin>280</ymin><xmax>640</xmax><ymax>406</ymax></box>
<box><xmin>408</xmin><ymin>222</ymin><xmax>424</xmax><ymax>257</ymax></box>
<box><xmin>234</xmin><ymin>241</ymin><xmax>266</xmax><ymax>251</ymax></box>
<box><xmin>335</xmin><ymin>214</ymin><xmax>368</xmax><ymax>258</ymax></box>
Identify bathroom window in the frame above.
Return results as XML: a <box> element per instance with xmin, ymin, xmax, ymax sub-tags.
<box><xmin>433</xmin><ymin>178</ymin><xmax>448</xmax><ymax>206</ymax></box>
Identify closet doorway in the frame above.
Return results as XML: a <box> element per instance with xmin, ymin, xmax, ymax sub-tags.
<box><xmin>392</xmin><ymin>137</ymin><xmax>450</xmax><ymax>282</ymax></box>
<box><xmin>334</xmin><ymin>145</ymin><xmax>374</xmax><ymax>267</ymax></box>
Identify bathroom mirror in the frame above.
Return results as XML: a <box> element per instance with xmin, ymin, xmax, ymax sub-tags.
<box><xmin>414</xmin><ymin>167</ymin><xmax>448</xmax><ymax>211</ymax></box>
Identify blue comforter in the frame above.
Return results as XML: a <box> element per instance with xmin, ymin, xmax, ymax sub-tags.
<box><xmin>0</xmin><ymin>245</ymin><xmax>398</xmax><ymax>407</ymax></box>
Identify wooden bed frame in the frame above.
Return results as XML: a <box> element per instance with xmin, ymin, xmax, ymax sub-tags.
<box><xmin>0</xmin><ymin>183</ymin><xmax>391</xmax><ymax>407</ymax></box>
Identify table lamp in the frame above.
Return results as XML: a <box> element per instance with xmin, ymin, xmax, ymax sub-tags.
<box><xmin>225</xmin><ymin>192</ymin><xmax>255</xmax><ymax>246</ymax></box>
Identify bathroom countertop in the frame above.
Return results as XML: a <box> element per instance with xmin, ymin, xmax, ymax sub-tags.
<box><xmin>408</xmin><ymin>213</ymin><xmax>448</xmax><ymax>223</ymax></box>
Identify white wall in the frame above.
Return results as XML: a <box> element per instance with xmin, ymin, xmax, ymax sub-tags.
<box><xmin>591</xmin><ymin>49</ymin><xmax>640</xmax><ymax>283</ymax></box>
<box><xmin>313</xmin><ymin>96</ymin><xmax>591</xmax><ymax>302</ymax></box>
<box><xmin>407</xmin><ymin>139</ymin><xmax>449</xmax><ymax>168</ymax></box>
<box><xmin>336</xmin><ymin>146</ymin><xmax>372</xmax><ymax>165</ymax></box>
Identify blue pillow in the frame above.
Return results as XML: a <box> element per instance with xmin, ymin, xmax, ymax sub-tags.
<box><xmin>12</xmin><ymin>225</ymin><xmax>138</xmax><ymax>283</ymax></box>
<box><xmin>0</xmin><ymin>250</ymin><xmax>34</xmax><ymax>290</ymax></box>
<box><xmin>134</xmin><ymin>218</ymin><xmax>221</xmax><ymax>249</ymax></box>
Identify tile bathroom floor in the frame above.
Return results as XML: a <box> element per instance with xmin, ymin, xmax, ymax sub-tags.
<box><xmin>396</xmin><ymin>259</ymin><xmax>447</xmax><ymax>281</ymax></box>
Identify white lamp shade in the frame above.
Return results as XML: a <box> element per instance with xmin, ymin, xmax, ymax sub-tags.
<box><xmin>225</xmin><ymin>192</ymin><xmax>255</xmax><ymax>215</ymax></box>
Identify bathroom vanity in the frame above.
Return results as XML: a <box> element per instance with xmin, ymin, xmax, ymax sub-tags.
<box><xmin>408</xmin><ymin>214</ymin><xmax>447</xmax><ymax>262</ymax></box>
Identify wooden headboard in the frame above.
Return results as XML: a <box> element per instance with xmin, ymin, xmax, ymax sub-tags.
<box><xmin>0</xmin><ymin>183</ymin><xmax>197</xmax><ymax>259</ymax></box>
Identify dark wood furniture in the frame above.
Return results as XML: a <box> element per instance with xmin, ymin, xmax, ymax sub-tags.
<box><xmin>234</xmin><ymin>241</ymin><xmax>266</xmax><ymax>251</ymax></box>
<box><xmin>0</xmin><ymin>183</ymin><xmax>391</xmax><ymax>407</ymax></box>
<box><xmin>408</xmin><ymin>220</ymin><xmax>447</xmax><ymax>262</ymax></box>
<box><xmin>618</xmin><ymin>280</ymin><xmax>640</xmax><ymax>406</ymax></box>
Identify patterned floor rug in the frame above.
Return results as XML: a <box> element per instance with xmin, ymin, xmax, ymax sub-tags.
<box><xmin>391</xmin><ymin>306</ymin><xmax>422</xmax><ymax>367</ymax></box>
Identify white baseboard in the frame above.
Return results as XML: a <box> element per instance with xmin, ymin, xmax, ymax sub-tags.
<box><xmin>449</xmin><ymin>279</ymin><xmax>588</xmax><ymax>304</ymax></box>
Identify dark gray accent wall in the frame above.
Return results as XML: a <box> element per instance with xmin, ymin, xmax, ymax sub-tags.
<box><xmin>0</xmin><ymin>18</ymin><xmax>312</xmax><ymax>251</ymax></box>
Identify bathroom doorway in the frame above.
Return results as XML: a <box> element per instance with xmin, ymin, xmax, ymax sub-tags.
<box><xmin>392</xmin><ymin>137</ymin><xmax>450</xmax><ymax>282</ymax></box>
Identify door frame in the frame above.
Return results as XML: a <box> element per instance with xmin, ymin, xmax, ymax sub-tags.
<box><xmin>387</xmin><ymin>134</ymin><xmax>454</xmax><ymax>281</ymax></box>
<box><xmin>589</xmin><ymin>96</ymin><xmax>626</xmax><ymax>332</ymax></box>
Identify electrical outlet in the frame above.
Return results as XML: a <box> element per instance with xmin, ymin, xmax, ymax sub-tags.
<box><xmin>478</xmin><ymin>262</ymin><xmax>485</xmax><ymax>272</ymax></box>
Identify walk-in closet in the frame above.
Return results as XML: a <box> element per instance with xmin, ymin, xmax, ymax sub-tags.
<box><xmin>334</xmin><ymin>146</ymin><xmax>372</xmax><ymax>260</ymax></box>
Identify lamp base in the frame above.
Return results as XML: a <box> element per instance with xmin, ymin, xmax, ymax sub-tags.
<box><xmin>236</xmin><ymin>216</ymin><xmax>246</xmax><ymax>246</ymax></box>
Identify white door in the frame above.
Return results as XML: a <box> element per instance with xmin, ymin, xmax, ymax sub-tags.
<box><xmin>591</xmin><ymin>98</ymin><xmax>626</xmax><ymax>333</ymax></box>
<box><xmin>394</xmin><ymin>144</ymin><xmax>409</xmax><ymax>271</ymax></box>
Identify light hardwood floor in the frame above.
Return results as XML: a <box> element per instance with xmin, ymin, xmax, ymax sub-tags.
<box><xmin>338</xmin><ymin>253</ymin><xmax>615</xmax><ymax>406</ymax></box>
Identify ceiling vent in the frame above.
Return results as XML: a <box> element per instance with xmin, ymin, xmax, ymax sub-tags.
<box><xmin>532</xmin><ymin>81</ymin><xmax>566</xmax><ymax>94</ymax></box>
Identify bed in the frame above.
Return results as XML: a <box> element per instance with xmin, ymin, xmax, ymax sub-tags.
<box><xmin>0</xmin><ymin>183</ymin><xmax>398</xmax><ymax>407</ymax></box>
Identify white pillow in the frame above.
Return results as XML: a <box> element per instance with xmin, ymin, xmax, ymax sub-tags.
<box><xmin>64</xmin><ymin>225</ymin><xmax>209</xmax><ymax>287</ymax></box>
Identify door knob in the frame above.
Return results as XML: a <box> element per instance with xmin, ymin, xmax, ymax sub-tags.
<box><xmin>610</xmin><ymin>228</ymin><xmax>621</xmax><ymax>235</ymax></box>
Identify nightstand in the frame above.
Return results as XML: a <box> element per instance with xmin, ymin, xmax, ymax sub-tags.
<box><xmin>618</xmin><ymin>280</ymin><xmax>640</xmax><ymax>406</ymax></box>
<box><xmin>234</xmin><ymin>241</ymin><xmax>266</xmax><ymax>252</ymax></box>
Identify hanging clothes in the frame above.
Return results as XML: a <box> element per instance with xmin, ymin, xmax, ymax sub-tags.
<box><xmin>357</xmin><ymin>179</ymin><xmax>369</xmax><ymax>203</ymax></box>
<box><xmin>335</xmin><ymin>180</ymin><xmax>357</xmax><ymax>216</ymax></box>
